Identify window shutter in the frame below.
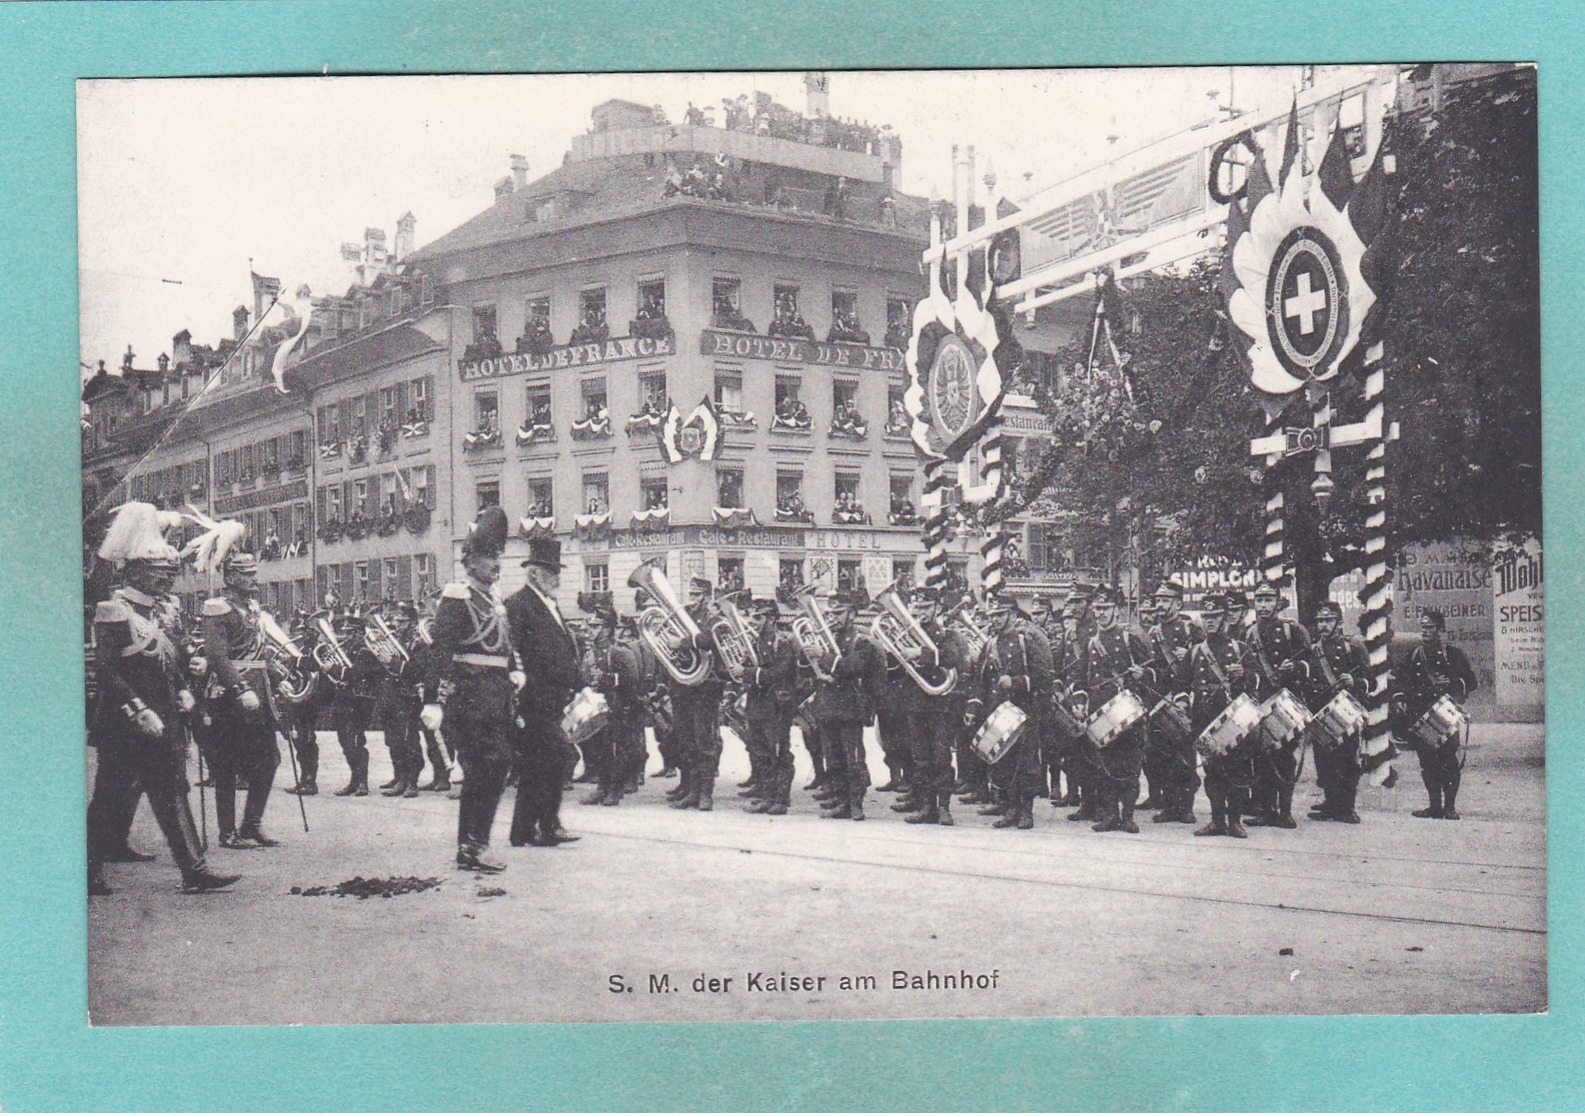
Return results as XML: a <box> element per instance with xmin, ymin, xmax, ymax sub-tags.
<box><xmin>397</xmin><ymin>554</ymin><xmax>412</xmax><ymax>601</ymax></box>
<box><xmin>425</xmin><ymin>465</ymin><xmax>437</xmax><ymax>509</ymax></box>
<box><xmin>338</xmin><ymin>399</ymin><xmax>352</xmax><ymax>438</ymax></box>
<box><xmin>369</xmin><ymin>560</ymin><xmax>382</xmax><ymax>602</ymax></box>
<box><xmin>365</xmin><ymin>389</ymin><xmax>380</xmax><ymax>432</ymax></box>
<box><xmin>395</xmin><ymin>380</ymin><xmax>408</xmax><ymax>423</ymax></box>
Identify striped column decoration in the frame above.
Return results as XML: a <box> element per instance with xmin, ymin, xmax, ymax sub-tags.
<box><xmin>977</xmin><ymin>410</ymin><xmax>1007</xmax><ymax>595</ymax></box>
<box><xmin>1261</xmin><ymin>408</ymin><xmax>1286</xmax><ymax>589</ymax></box>
<box><xmin>921</xmin><ymin>456</ymin><xmax>952</xmax><ymax>592</ymax></box>
<box><xmin>1358</xmin><ymin>342</ymin><xmax>1394</xmax><ymax>783</ymax></box>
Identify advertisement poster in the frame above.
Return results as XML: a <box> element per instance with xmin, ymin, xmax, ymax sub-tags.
<box><xmin>1493</xmin><ymin>538</ymin><xmax>1545</xmax><ymax>720</ymax></box>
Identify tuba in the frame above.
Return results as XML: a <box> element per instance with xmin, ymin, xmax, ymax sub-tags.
<box><xmin>870</xmin><ymin>580</ymin><xmax>957</xmax><ymax>697</ymax></box>
<box><xmin>259</xmin><ymin>610</ymin><xmax>317</xmax><ymax>703</ymax></box>
<box><xmin>790</xmin><ymin>585</ymin><xmax>841</xmax><ymax>682</ymax></box>
<box><xmin>627</xmin><ymin>559</ymin><xmax>711</xmax><ymax>687</ymax></box>
<box><xmin>312</xmin><ymin>614</ymin><xmax>354</xmax><ymax>684</ymax></box>
<box><xmin>364</xmin><ymin>611</ymin><xmax>409</xmax><ymax>674</ymax></box>
<box><xmin>709</xmin><ymin>594</ymin><xmax>760</xmax><ymax>683</ymax></box>
<box><xmin>947</xmin><ymin>601</ymin><xmax>991</xmax><ymax>663</ymax></box>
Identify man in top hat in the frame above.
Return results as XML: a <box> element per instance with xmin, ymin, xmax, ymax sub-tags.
<box><xmin>966</xmin><ymin>587</ymin><xmax>1053</xmax><ymax>831</ymax></box>
<box><xmin>741</xmin><ymin>595</ymin><xmax>801</xmax><ymax>815</ymax></box>
<box><xmin>1079</xmin><ymin>584</ymin><xmax>1153</xmax><ymax>833</ymax></box>
<box><xmin>1396</xmin><ymin>608</ymin><xmax>1478</xmax><ymax>820</ymax></box>
<box><xmin>809</xmin><ymin>588</ymin><xmax>886</xmax><ymax>820</ymax></box>
<box><xmin>1187</xmin><ymin>593</ymin><xmax>1264</xmax><ymax>838</ymax></box>
<box><xmin>896</xmin><ymin>584</ymin><xmax>972</xmax><ymax>826</ymax></box>
<box><xmin>1305</xmin><ymin>600</ymin><xmax>1371</xmax><ymax>823</ymax></box>
<box><xmin>504</xmin><ymin>534</ymin><xmax>584</xmax><ymax>846</ymax></box>
<box><xmin>1144</xmin><ymin>578</ymin><xmax>1204</xmax><ymax>825</ymax></box>
<box><xmin>88</xmin><ymin>503</ymin><xmax>239</xmax><ymax>895</ymax></box>
<box><xmin>421</xmin><ymin>507</ymin><xmax>522</xmax><ymax>872</ymax></box>
<box><xmin>667</xmin><ymin>575</ymin><xmax>727</xmax><ymax>812</ymax></box>
<box><xmin>1243</xmin><ymin>580</ymin><xmax>1315</xmax><ymax>829</ymax></box>
<box><xmin>199</xmin><ymin>529</ymin><xmax>286</xmax><ymax>849</ymax></box>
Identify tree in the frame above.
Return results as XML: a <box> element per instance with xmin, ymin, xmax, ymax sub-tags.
<box><xmin>994</xmin><ymin>66</ymin><xmax>1540</xmax><ymax>616</ymax></box>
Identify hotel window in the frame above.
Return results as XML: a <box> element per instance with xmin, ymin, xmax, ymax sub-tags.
<box><xmin>640</xmin><ymin>477</ymin><xmax>669</xmax><ymax>510</ymax></box>
<box><xmin>832</xmin><ymin>379</ymin><xmax>858</xmax><ymax>414</ymax></box>
<box><xmin>355</xmin><ymin>561</ymin><xmax>370</xmax><ymax>602</ymax></box>
<box><xmin>717</xmin><ymin>557</ymin><xmax>745</xmax><ymax>593</ymax></box>
<box><xmin>886</xmin><ymin>380</ymin><xmax>909</xmax><ymax>432</ymax></box>
<box><xmin>353</xmin><ymin>479</ymin><xmax>370</xmax><ymax>518</ymax></box>
<box><xmin>836</xmin><ymin>559</ymin><xmax>862</xmax><ymax>592</ymax></box>
<box><xmin>475</xmin><ymin>480</ymin><xmax>500</xmax><ymax>511</ymax></box>
<box><xmin>583</xmin><ymin>473</ymin><xmax>609</xmax><ymax>515</ymax></box>
<box><xmin>714</xmin><ymin>372</ymin><xmax>743</xmax><ymax>413</ymax></box>
<box><xmin>414</xmin><ymin>464</ymin><xmax>436</xmax><ymax>509</ymax></box>
<box><xmin>776</xmin><ymin>470</ymin><xmax>803</xmax><ymax>506</ymax></box>
<box><xmin>716</xmin><ymin>467</ymin><xmax>744</xmax><ymax>509</ymax></box>
<box><xmin>779</xmin><ymin>557</ymin><xmax>805</xmax><ymax>589</ymax></box>
<box><xmin>415</xmin><ymin>554</ymin><xmax>435</xmax><ymax>600</ymax></box>
<box><xmin>890</xmin><ymin>474</ymin><xmax>915</xmax><ymax>510</ymax></box>
<box><xmin>637</xmin><ymin>277</ymin><xmax>666</xmax><ymax>318</ymax></box>
<box><xmin>831</xmin><ymin>287</ymin><xmax>859</xmax><ymax>329</ymax></box>
<box><xmin>325</xmin><ymin>485</ymin><xmax>343</xmax><ymax>521</ymax></box>
<box><xmin>472</xmin><ymin>304</ymin><xmax>498</xmax><ymax>345</ymax></box>
<box><xmin>380</xmin><ymin>385</ymin><xmax>399</xmax><ymax>428</ymax></box>
<box><xmin>638</xmin><ymin>371</ymin><xmax>667</xmax><ymax>413</ymax></box>
<box><xmin>578</xmin><ymin>287</ymin><xmax>606</xmax><ymax>328</ymax></box>
<box><xmin>773</xmin><ymin>283</ymin><xmax>800</xmax><ymax>317</ymax></box>
<box><xmin>383</xmin><ymin>557</ymin><xmax>399</xmax><ymax>594</ymax></box>
<box><xmin>834</xmin><ymin>472</ymin><xmax>861</xmax><ymax>504</ymax></box>
<box><xmin>581</xmin><ymin>377</ymin><xmax>608</xmax><ymax>417</ymax></box>
<box><xmin>886</xmin><ymin>296</ymin><xmax>912</xmax><ymax>347</ymax></box>
<box><xmin>474</xmin><ymin>390</ymin><xmax>499</xmax><ymax>432</ymax></box>
<box><xmin>380</xmin><ymin>473</ymin><xmax>399</xmax><ymax>513</ymax></box>
<box><xmin>409</xmin><ymin>376</ymin><xmax>432</xmax><ymax>421</ymax></box>
<box><xmin>891</xmin><ymin>558</ymin><xmax>916</xmax><ymax>589</ymax></box>
<box><xmin>712</xmin><ymin>277</ymin><xmax>744</xmax><ymax>327</ymax></box>
<box><xmin>585</xmin><ymin>562</ymin><xmax>610</xmax><ymax>593</ymax></box>
<box><xmin>524</xmin><ymin>384</ymin><xmax>552</xmax><ymax>426</ymax></box>
<box><xmin>526</xmin><ymin>476</ymin><xmax>554</xmax><ymax>518</ymax></box>
<box><xmin>524</xmin><ymin>294</ymin><xmax>550</xmax><ymax>334</ymax></box>
<box><xmin>773</xmin><ymin>376</ymin><xmax>803</xmax><ymax>424</ymax></box>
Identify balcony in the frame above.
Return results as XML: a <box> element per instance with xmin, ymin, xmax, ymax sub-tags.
<box><xmin>462</xmin><ymin>425</ymin><xmax>502</xmax><ymax>453</ymax></box>
<box><xmin>570</xmin><ymin>406</ymin><xmax>613</xmax><ymax>441</ymax></box>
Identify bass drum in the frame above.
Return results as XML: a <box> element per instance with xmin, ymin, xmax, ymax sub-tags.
<box><xmin>1196</xmin><ymin>693</ymin><xmax>1261</xmax><ymax>759</ymax></box>
<box><xmin>972</xmin><ymin>700</ymin><xmax>1028</xmax><ymax>765</ymax></box>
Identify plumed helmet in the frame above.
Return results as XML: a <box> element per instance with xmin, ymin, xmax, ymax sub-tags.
<box><xmin>98</xmin><ymin>502</ymin><xmax>181</xmax><ymax>570</ymax></box>
<box><xmin>462</xmin><ymin>506</ymin><xmax>510</xmax><ymax>559</ymax></box>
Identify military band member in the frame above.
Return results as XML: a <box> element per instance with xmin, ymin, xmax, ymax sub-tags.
<box><xmin>198</xmin><ymin>528</ymin><xmax>285</xmax><ymax>849</ymax></box>
<box><xmin>577</xmin><ymin>592</ymin><xmax>642</xmax><ymax>807</ymax></box>
<box><xmin>1053</xmin><ymin>590</ymin><xmax>1095</xmax><ymax>817</ymax></box>
<box><xmin>1081</xmin><ymin>585</ymin><xmax>1153</xmax><ymax>833</ymax></box>
<box><xmin>505</xmin><ymin>535</ymin><xmax>584</xmax><ymax>846</ymax></box>
<box><xmin>87</xmin><ymin>503</ymin><xmax>239</xmax><ymax>895</ymax></box>
<box><xmin>1135</xmin><ymin>595</ymin><xmax>1167</xmax><ymax>811</ymax></box>
<box><xmin>668</xmin><ymin>576</ymin><xmax>727</xmax><ymax>812</ymax></box>
<box><xmin>1396</xmin><ymin>608</ymin><xmax>1478</xmax><ymax>820</ymax></box>
<box><xmin>372</xmin><ymin>603</ymin><xmax>424</xmax><ymax>799</ymax></box>
<box><xmin>810</xmin><ymin>589</ymin><xmax>886</xmax><ymax>821</ymax></box>
<box><xmin>1305</xmin><ymin>600</ymin><xmax>1370</xmax><ymax>823</ymax></box>
<box><xmin>898</xmin><ymin>585</ymin><xmax>971</xmax><ymax>827</ymax></box>
<box><xmin>1146</xmin><ymin>579</ymin><xmax>1203</xmax><ymax>825</ymax></box>
<box><xmin>741</xmin><ymin>595</ymin><xmax>801</xmax><ymax>815</ymax></box>
<box><xmin>280</xmin><ymin>613</ymin><xmax>322</xmax><ymax>797</ymax></box>
<box><xmin>330</xmin><ymin>612</ymin><xmax>380</xmax><ymax>798</ymax></box>
<box><xmin>874</xmin><ymin>636</ymin><xmax>915</xmax><ymax>800</ymax></box>
<box><xmin>1030</xmin><ymin>594</ymin><xmax>1064</xmax><ymax>807</ymax></box>
<box><xmin>1243</xmin><ymin>581</ymin><xmax>1314</xmax><ymax>829</ymax></box>
<box><xmin>409</xmin><ymin>593</ymin><xmax>454</xmax><ymax>793</ymax></box>
<box><xmin>1188</xmin><ymin>593</ymin><xmax>1263</xmax><ymax>839</ymax></box>
<box><xmin>420</xmin><ymin>508</ymin><xmax>520</xmax><ymax>872</ymax></box>
<box><xmin>966</xmin><ymin>588</ymin><xmax>1054</xmax><ymax>831</ymax></box>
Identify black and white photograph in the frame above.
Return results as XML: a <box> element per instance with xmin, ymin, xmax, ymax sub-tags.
<box><xmin>78</xmin><ymin>65</ymin><xmax>1543</xmax><ymax>1026</ymax></box>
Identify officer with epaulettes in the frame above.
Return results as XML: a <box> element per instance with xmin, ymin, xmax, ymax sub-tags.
<box><xmin>667</xmin><ymin>576</ymin><xmax>727</xmax><ymax>812</ymax></box>
<box><xmin>1187</xmin><ymin>593</ymin><xmax>1264</xmax><ymax>839</ymax></box>
<box><xmin>1243</xmin><ymin>580</ymin><xmax>1314</xmax><ymax>829</ymax></box>
<box><xmin>196</xmin><ymin>522</ymin><xmax>286</xmax><ymax>850</ymax></box>
<box><xmin>87</xmin><ymin>502</ymin><xmax>239</xmax><ymax>895</ymax></box>
<box><xmin>894</xmin><ymin>584</ymin><xmax>971</xmax><ymax>827</ymax></box>
<box><xmin>809</xmin><ymin>589</ymin><xmax>887</xmax><ymax>821</ymax></box>
<box><xmin>740</xmin><ymin>594</ymin><xmax>801</xmax><ymax>815</ymax></box>
<box><xmin>1396</xmin><ymin>608</ymin><xmax>1479</xmax><ymax>821</ymax></box>
<box><xmin>1305</xmin><ymin>600</ymin><xmax>1370</xmax><ymax>823</ymax></box>
<box><xmin>1144</xmin><ymin>579</ymin><xmax>1203</xmax><ymax>825</ymax></box>
<box><xmin>966</xmin><ymin>587</ymin><xmax>1054</xmax><ymax>831</ymax></box>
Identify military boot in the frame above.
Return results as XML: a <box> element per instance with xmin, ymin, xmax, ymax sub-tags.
<box><xmin>903</xmin><ymin>789</ymin><xmax>940</xmax><ymax>824</ymax></box>
<box><xmin>1413</xmin><ymin>786</ymin><xmax>1444</xmax><ymax>819</ymax></box>
<box><xmin>696</xmin><ymin>777</ymin><xmax>715</xmax><ymax>811</ymax></box>
<box><xmin>671</xmin><ymin>773</ymin><xmax>702</xmax><ymax>809</ymax></box>
<box><xmin>181</xmin><ymin>866</ymin><xmax>242</xmax><ymax>894</ymax></box>
<box><xmin>666</xmin><ymin>770</ymin><xmax>693</xmax><ymax>802</ymax></box>
<box><xmin>382</xmin><ymin>778</ymin><xmax>411</xmax><ymax>798</ymax></box>
<box><xmin>937</xmin><ymin>791</ymin><xmax>955</xmax><ymax>827</ymax></box>
<box><xmin>1194</xmin><ymin>809</ymin><xmax>1227</xmax><ymax>837</ymax></box>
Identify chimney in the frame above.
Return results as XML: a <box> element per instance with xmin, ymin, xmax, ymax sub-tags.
<box><xmin>233</xmin><ymin>305</ymin><xmax>249</xmax><ymax>341</ymax></box>
<box><xmin>804</xmin><ymin>71</ymin><xmax>830</xmax><ymax>119</ymax></box>
<box><xmin>511</xmin><ymin>154</ymin><xmax>528</xmax><ymax>190</ymax></box>
<box><xmin>122</xmin><ymin>345</ymin><xmax>135</xmax><ymax>373</ymax></box>
<box><xmin>394</xmin><ymin>212</ymin><xmax>416</xmax><ymax>261</ymax></box>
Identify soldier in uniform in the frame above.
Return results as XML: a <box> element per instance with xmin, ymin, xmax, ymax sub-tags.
<box><xmin>667</xmin><ymin>576</ymin><xmax>727</xmax><ymax>812</ymax></box>
<box><xmin>329</xmin><ymin>611</ymin><xmax>380</xmax><ymax>798</ymax></box>
<box><xmin>897</xmin><ymin>585</ymin><xmax>971</xmax><ymax>826</ymax></box>
<box><xmin>279</xmin><ymin>612</ymin><xmax>322</xmax><ymax>797</ymax></box>
<box><xmin>577</xmin><ymin>592</ymin><xmax>640</xmax><ymax>807</ymax></box>
<box><xmin>741</xmin><ymin>596</ymin><xmax>801</xmax><ymax>816</ymax></box>
<box><xmin>409</xmin><ymin>594</ymin><xmax>454</xmax><ymax>793</ymax></box>
<box><xmin>420</xmin><ymin>508</ymin><xmax>522</xmax><ymax>872</ymax></box>
<box><xmin>1079</xmin><ymin>585</ymin><xmax>1155</xmax><ymax>833</ymax></box>
<box><xmin>1134</xmin><ymin>595</ymin><xmax>1166</xmax><ymax>811</ymax></box>
<box><xmin>504</xmin><ymin>535</ymin><xmax>584</xmax><ymax>846</ymax></box>
<box><xmin>1396</xmin><ymin>608</ymin><xmax>1478</xmax><ymax>820</ymax></box>
<box><xmin>1188</xmin><ymin>593</ymin><xmax>1263</xmax><ymax>838</ymax></box>
<box><xmin>1305</xmin><ymin>600</ymin><xmax>1371</xmax><ymax>823</ymax></box>
<box><xmin>87</xmin><ymin>503</ymin><xmax>239</xmax><ymax>895</ymax></box>
<box><xmin>1243</xmin><ymin>581</ymin><xmax>1314</xmax><ymax>829</ymax></box>
<box><xmin>372</xmin><ymin>603</ymin><xmax>424</xmax><ymax>798</ymax></box>
<box><xmin>873</xmin><ymin>627</ymin><xmax>915</xmax><ymax>802</ymax></box>
<box><xmin>1052</xmin><ymin>590</ymin><xmax>1095</xmax><ymax>817</ymax></box>
<box><xmin>1145</xmin><ymin>579</ymin><xmax>1203</xmax><ymax>825</ymax></box>
<box><xmin>810</xmin><ymin>589</ymin><xmax>886</xmax><ymax>821</ymax></box>
<box><xmin>195</xmin><ymin>521</ymin><xmax>290</xmax><ymax>850</ymax></box>
<box><xmin>965</xmin><ymin>588</ymin><xmax>1054</xmax><ymax>831</ymax></box>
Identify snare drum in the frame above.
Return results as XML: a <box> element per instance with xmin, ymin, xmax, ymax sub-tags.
<box><xmin>560</xmin><ymin>686</ymin><xmax>611</xmax><ymax>746</ymax></box>
<box><xmin>1196</xmin><ymin>693</ymin><xmax>1261</xmax><ymax>758</ymax></box>
<box><xmin>972</xmin><ymin>700</ymin><xmax>1028</xmax><ymax>765</ymax></box>
<box><xmin>1310</xmin><ymin>690</ymin><xmax>1367</xmax><ymax>750</ymax></box>
<box><xmin>1408</xmin><ymin>693</ymin><xmax>1468</xmax><ymax>751</ymax></box>
<box><xmin>1085</xmin><ymin>689</ymin><xmax>1146</xmax><ymax>750</ymax></box>
<box><xmin>1255</xmin><ymin>688</ymin><xmax>1312</xmax><ymax>752</ymax></box>
<box><xmin>1048</xmin><ymin>698</ymin><xmax>1087</xmax><ymax>742</ymax></box>
<box><xmin>1148</xmin><ymin>698</ymin><xmax>1194</xmax><ymax>750</ymax></box>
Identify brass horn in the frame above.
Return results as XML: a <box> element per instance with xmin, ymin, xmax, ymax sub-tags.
<box><xmin>870</xmin><ymin>580</ymin><xmax>956</xmax><ymax>697</ymax></box>
<box><xmin>709</xmin><ymin>594</ymin><xmax>760</xmax><ymax>683</ymax></box>
<box><xmin>946</xmin><ymin>600</ymin><xmax>991</xmax><ymax>663</ymax></box>
<box><xmin>312</xmin><ymin>614</ymin><xmax>354</xmax><ymax>683</ymax></box>
<box><xmin>627</xmin><ymin>558</ymin><xmax>711</xmax><ymax>687</ymax></box>
<box><xmin>790</xmin><ymin>584</ymin><xmax>841</xmax><ymax>682</ymax></box>
<box><xmin>364</xmin><ymin>611</ymin><xmax>410</xmax><ymax>673</ymax></box>
<box><xmin>258</xmin><ymin>610</ymin><xmax>317</xmax><ymax>703</ymax></box>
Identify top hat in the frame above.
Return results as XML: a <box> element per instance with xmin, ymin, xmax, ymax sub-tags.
<box><xmin>520</xmin><ymin>534</ymin><xmax>563</xmax><ymax>572</ymax></box>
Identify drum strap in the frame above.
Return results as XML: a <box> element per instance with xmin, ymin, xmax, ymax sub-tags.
<box><xmin>1249</xmin><ymin>621</ymin><xmax>1282</xmax><ymax>690</ymax></box>
<box><xmin>1201</xmin><ymin>641</ymin><xmax>1233</xmax><ymax>695</ymax></box>
<box><xmin>1315</xmin><ymin>639</ymin><xmax>1341</xmax><ymax>693</ymax></box>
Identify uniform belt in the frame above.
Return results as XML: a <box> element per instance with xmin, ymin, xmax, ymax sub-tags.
<box><xmin>233</xmin><ymin>659</ymin><xmax>269</xmax><ymax>670</ymax></box>
<box><xmin>454</xmin><ymin>653</ymin><xmax>509</xmax><ymax>668</ymax></box>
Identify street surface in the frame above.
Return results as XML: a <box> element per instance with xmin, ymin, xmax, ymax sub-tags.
<box><xmin>87</xmin><ymin>723</ymin><xmax>1545</xmax><ymax>1025</ymax></box>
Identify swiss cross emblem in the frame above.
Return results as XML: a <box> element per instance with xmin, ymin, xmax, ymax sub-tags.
<box><xmin>678</xmin><ymin>427</ymin><xmax>703</xmax><ymax>455</ymax></box>
<box><xmin>1266</xmin><ymin>226</ymin><xmax>1348</xmax><ymax>380</ymax></box>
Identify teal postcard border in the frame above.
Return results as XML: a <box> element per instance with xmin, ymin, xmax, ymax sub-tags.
<box><xmin>1</xmin><ymin>0</ymin><xmax>1580</xmax><ymax>1110</ymax></box>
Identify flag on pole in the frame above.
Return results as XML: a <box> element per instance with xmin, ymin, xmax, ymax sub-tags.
<box><xmin>655</xmin><ymin>399</ymin><xmax>684</xmax><ymax>463</ymax></box>
<box><xmin>681</xmin><ymin>395</ymin><xmax>722</xmax><ymax>461</ymax></box>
